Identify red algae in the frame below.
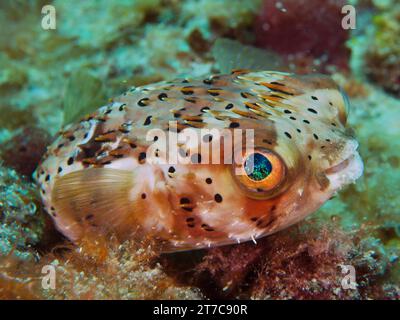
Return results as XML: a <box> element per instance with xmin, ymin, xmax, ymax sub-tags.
<box><xmin>160</xmin><ymin>221</ymin><xmax>399</xmax><ymax>300</ymax></box>
<box><xmin>1</xmin><ymin>219</ymin><xmax>398</xmax><ymax>300</ymax></box>
<box><xmin>254</xmin><ymin>0</ymin><xmax>350</xmax><ymax>73</ymax></box>
<box><xmin>1</xmin><ymin>126</ymin><xmax>51</xmax><ymax>178</ymax></box>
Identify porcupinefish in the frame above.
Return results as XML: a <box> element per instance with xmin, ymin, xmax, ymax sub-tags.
<box><xmin>35</xmin><ymin>70</ymin><xmax>363</xmax><ymax>252</ymax></box>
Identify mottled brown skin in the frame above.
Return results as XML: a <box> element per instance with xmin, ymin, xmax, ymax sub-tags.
<box><xmin>35</xmin><ymin>70</ymin><xmax>363</xmax><ymax>252</ymax></box>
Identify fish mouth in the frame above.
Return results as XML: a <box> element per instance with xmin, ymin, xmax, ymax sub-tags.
<box><xmin>325</xmin><ymin>156</ymin><xmax>353</xmax><ymax>175</ymax></box>
<box><xmin>325</xmin><ymin>152</ymin><xmax>364</xmax><ymax>191</ymax></box>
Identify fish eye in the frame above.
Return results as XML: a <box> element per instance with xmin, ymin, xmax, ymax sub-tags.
<box><xmin>244</xmin><ymin>152</ymin><xmax>272</xmax><ymax>181</ymax></box>
<box><xmin>234</xmin><ymin>149</ymin><xmax>286</xmax><ymax>198</ymax></box>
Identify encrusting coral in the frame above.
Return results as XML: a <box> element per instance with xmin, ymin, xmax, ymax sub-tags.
<box><xmin>0</xmin><ymin>166</ymin><xmax>46</xmax><ymax>261</ymax></box>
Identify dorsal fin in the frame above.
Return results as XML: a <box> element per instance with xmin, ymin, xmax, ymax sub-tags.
<box><xmin>63</xmin><ymin>69</ymin><xmax>107</xmax><ymax>126</ymax></box>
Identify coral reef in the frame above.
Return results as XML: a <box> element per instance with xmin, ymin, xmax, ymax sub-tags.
<box><xmin>0</xmin><ymin>0</ymin><xmax>399</xmax><ymax>300</ymax></box>
<box><xmin>0</xmin><ymin>234</ymin><xmax>203</xmax><ymax>300</ymax></box>
<box><xmin>160</xmin><ymin>222</ymin><xmax>399</xmax><ymax>299</ymax></box>
<box><xmin>0</xmin><ymin>166</ymin><xmax>46</xmax><ymax>261</ymax></box>
<box><xmin>254</xmin><ymin>0</ymin><xmax>351</xmax><ymax>73</ymax></box>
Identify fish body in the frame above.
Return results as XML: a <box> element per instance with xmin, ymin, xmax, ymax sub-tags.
<box><xmin>35</xmin><ymin>70</ymin><xmax>363</xmax><ymax>252</ymax></box>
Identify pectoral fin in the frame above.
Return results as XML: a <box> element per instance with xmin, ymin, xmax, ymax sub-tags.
<box><xmin>51</xmin><ymin>168</ymin><xmax>138</xmax><ymax>240</ymax></box>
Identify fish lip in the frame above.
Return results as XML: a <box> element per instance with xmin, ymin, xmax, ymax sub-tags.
<box><xmin>325</xmin><ymin>156</ymin><xmax>353</xmax><ymax>175</ymax></box>
<box><xmin>325</xmin><ymin>138</ymin><xmax>359</xmax><ymax>171</ymax></box>
<box><xmin>324</xmin><ymin>152</ymin><xmax>364</xmax><ymax>190</ymax></box>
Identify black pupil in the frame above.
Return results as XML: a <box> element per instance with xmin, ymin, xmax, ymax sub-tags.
<box><xmin>244</xmin><ymin>153</ymin><xmax>272</xmax><ymax>181</ymax></box>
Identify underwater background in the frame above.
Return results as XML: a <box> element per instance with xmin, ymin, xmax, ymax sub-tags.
<box><xmin>0</xmin><ymin>0</ymin><xmax>399</xmax><ymax>299</ymax></box>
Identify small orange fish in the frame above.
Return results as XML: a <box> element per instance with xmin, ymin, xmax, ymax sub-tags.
<box><xmin>35</xmin><ymin>70</ymin><xmax>363</xmax><ymax>252</ymax></box>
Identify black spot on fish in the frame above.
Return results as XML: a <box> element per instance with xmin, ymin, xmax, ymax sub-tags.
<box><xmin>138</xmin><ymin>98</ymin><xmax>149</xmax><ymax>107</ymax></box>
<box><xmin>158</xmin><ymin>93</ymin><xmax>168</xmax><ymax>101</ymax></box>
<box><xmin>214</xmin><ymin>193</ymin><xmax>223</xmax><ymax>203</ymax></box>
<box><xmin>181</xmin><ymin>86</ymin><xmax>194</xmax><ymax>95</ymax></box>
<box><xmin>185</xmin><ymin>98</ymin><xmax>196</xmax><ymax>103</ymax></box>
<box><xmin>191</xmin><ymin>153</ymin><xmax>201</xmax><ymax>164</ymax></box>
<box><xmin>168</xmin><ymin>166</ymin><xmax>175</xmax><ymax>174</ymax></box>
<box><xmin>307</xmin><ymin>108</ymin><xmax>318</xmax><ymax>114</ymax></box>
<box><xmin>203</xmin><ymin>134</ymin><xmax>213</xmax><ymax>143</ymax></box>
<box><xmin>143</xmin><ymin>116</ymin><xmax>152</xmax><ymax>126</ymax></box>
<box><xmin>208</xmin><ymin>88</ymin><xmax>221</xmax><ymax>96</ymax></box>
<box><xmin>284</xmin><ymin>132</ymin><xmax>292</xmax><ymax>139</ymax></box>
<box><xmin>138</xmin><ymin>152</ymin><xmax>146</xmax><ymax>164</ymax></box>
